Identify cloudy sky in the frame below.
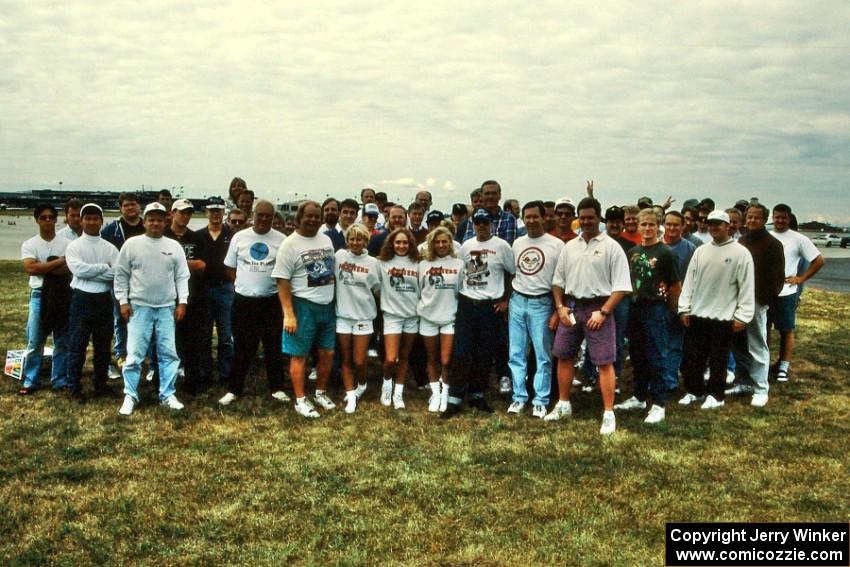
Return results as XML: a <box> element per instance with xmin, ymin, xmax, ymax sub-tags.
<box><xmin>2</xmin><ymin>1</ymin><xmax>848</xmax><ymax>223</ymax></box>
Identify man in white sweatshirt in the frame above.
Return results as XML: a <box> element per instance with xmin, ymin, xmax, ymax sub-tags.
<box><xmin>114</xmin><ymin>202</ymin><xmax>190</xmax><ymax>415</ymax></box>
<box><xmin>65</xmin><ymin>203</ymin><xmax>119</xmax><ymax>398</ymax></box>
<box><xmin>677</xmin><ymin>210</ymin><xmax>755</xmax><ymax>410</ymax></box>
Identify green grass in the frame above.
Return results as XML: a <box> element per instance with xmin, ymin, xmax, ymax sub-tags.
<box><xmin>0</xmin><ymin>259</ymin><xmax>848</xmax><ymax>566</ymax></box>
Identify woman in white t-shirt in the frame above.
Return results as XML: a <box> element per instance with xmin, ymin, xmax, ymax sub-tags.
<box><xmin>417</xmin><ymin>226</ymin><xmax>464</xmax><ymax>413</ymax></box>
<box><xmin>378</xmin><ymin>228</ymin><xmax>421</xmax><ymax>410</ymax></box>
<box><xmin>335</xmin><ymin>224</ymin><xmax>381</xmax><ymax>413</ymax></box>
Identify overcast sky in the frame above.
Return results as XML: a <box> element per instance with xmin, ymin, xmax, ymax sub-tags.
<box><xmin>2</xmin><ymin>1</ymin><xmax>848</xmax><ymax>223</ymax></box>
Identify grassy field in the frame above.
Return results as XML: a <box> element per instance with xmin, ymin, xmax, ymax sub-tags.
<box><xmin>0</xmin><ymin>259</ymin><xmax>847</xmax><ymax>566</ymax></box>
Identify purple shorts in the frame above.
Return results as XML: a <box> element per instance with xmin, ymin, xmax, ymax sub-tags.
<box><xmin>552</xmin><ymin>299</ymin><xmax>617</xmax><ymax>365</ymax></box>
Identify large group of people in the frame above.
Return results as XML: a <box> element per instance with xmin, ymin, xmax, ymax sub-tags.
<box><xmin>17</xmin><ymin>178</ymin><xmax>825</xmax><ymax>434</ymax></box>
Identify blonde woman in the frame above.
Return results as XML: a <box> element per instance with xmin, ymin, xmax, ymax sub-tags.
<box><xmin>417</xmin><ymin>227</ymin><xmax>464</xmax><ymax>412</ymax></box>
<box><xmin>378</xmin><ymin>228</ymin><xmax>421</xmax><ymax>409</ymax></box>
<box><xmin>335</xmin><ymin>224</ymin><xmax>381</xmax><ymax>413</ymax></box>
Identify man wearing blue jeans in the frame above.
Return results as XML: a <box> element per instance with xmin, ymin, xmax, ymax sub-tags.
<box><xmin>614</xmin><ymin>208</ymin><xmax>681</xmax><ymax>424</ymax></box>
<box><xmin>101</xmin><ymin>192</ymin><xmax>145</xmax><ymax>377</ymax></box>
<box><xmin>114</xmin><ymin>202</ymin><xmax>190</xmax><ymax>415</ymax></box>
<box><xmin>19</xmin><ymin>203</ymin><xmax>71</xmax><ymax>395</ymax></box>
<box><xmin>197</xmin><ymin>196</ymin><xmax>234</xmax><ymax>386</ymax></box>
<box><xmin>661</xmin><ymin>210</ymin><xmax>696</xmax><ymax>391</ymax></box>
<box><xmin>506</xmin><ymin>201</ymin><xmax>563</xmax><ymax>418</ymax></box>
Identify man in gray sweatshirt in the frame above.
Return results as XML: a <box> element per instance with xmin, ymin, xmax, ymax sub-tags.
<box><xmin>677</xmin><ymin>210</ymin><xmax>754</xmax><ymax>410</ymax></box>
<box><xmin>114</xmin><ymin>202</ymin><xmax>191</xmax><ymax>415</ymax></box>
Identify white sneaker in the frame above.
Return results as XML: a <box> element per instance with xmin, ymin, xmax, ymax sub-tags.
<box><xmin>218</xmin><ymin>392</ymin><xmax>237</xmax><ymax>406</ymax></box>
<box><xmin>678</xmin><ymin>393</ymin><xmax>704</xmax><ymax>406</ymax></box>
<box><xmin>393</xmin><ymin>393</ymin><xmax>405</xmax><ymax>410</ymax></box>
<box><xmin>543</xmin><ymin>401</ymin><xmax>572</xmax><ymax>421</ymax></box>
<box><xmin>750</xmin><ymin>393</ymin><xmax>769</xmax><ymax>407</ymax></box>
<box><xmin>507</xmin><ymin>401</ymin><xmax>525</xmax><ymax>414</ymax></box>
<box><xmin>499</xmin><ymin>376</ymin><xmax>512</xmax><ymax>394</ymax></box>
<box><xmin>354</xmin><ymin>382</ymin><xmax>368</xmax><ymax>399</ymax></box>
<box><xmin>532</xmin><ymin>404</ymin><xmax>547</xmax><ymax>419</ymax></box>
<box><xmin>428</xmin><ymin>394</ymin><xmax>441</xmax><ymax>413</ymax></box>
<box><xmin>294</xmin><ymin>399</ymin><xmax>320</xmax><ymax>418</ymax></box>
<box><xmin>118</xmin><ymin>395</ymin><xmax>135</xmax><ymax>415</ymax></box>
<box><xmin>572</xmin><ymin>378</ymin><xmax>582</xmax><ymax>387</ymax></box>
<box><xmin>271</xmin><ymin>390</ymin><xmax>290</xmax><ymax>402</ymax></box>
<box><xmin>582</xmin><ymin>383</ymin><xmax>594</xmax><ymax>393</ymax></box>
<box><xmin>614</xmin><ymin>396</ymin><xmax>646</xmax><ymax>411</ymax></box>
<box><xmin>726</xmin><ymin>369</ymin><xmax>735</xmax><ymax>384</ymax></box>
<box><xmin>313</xmin><ymin>392</ymin><xmax>336</xmax><ymax>410</ymax></box>
<box><xmin>345</xmin><ymin>393</ymin><xmax>357</xmax><ymax>414</ymax></box>
<box><xmin>367</xmin><ymin>348</ymin><xmax>379</xmax><ymax>358</ymax></box>
<box><xmin>108</xmin><ymin>363</ymin><xmax>121</xmax><ymax>380</ymax></box>
<box><xmin>161</xmin><ymin>395</ymin><xmax>184</xmax><ymax>411</ymax></box>
<box><xmin>644</xmin><ymin>404</ymin><xmax>666</xmax><ymax>424</ymax></box>
<box><xmin>700</xmin><ymin>395</ymin><xmax>725</xmax><ymax>410</ymax></box>
<box><xmin>307</xmin><ymin>368</ymin><xmax>318</xmax><ymax>381</ymax></box>
<box><xmin>380</xmin><ymin>380</ymin><xmax>393</xmax><ymax>407</ymax></box>
<box><xmin>725</xmin><ymin>384</ymin><xmax>754</xmax><ymax>396</ymax></box>
<box><xmin>146</xmin><ymin>369</ymin><xmax>155</xmax><ymax>382</ymax></box>
<box><xmin>439</xmin><ymin>383</ymin><xmax>448</xmax><ymax>412</ymax></box>
<box><xmin>600</xmin><ymin>411</ymin><xmax>616</xmax><ymax>435</ymax></box>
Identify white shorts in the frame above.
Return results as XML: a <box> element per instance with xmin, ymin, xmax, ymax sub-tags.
<box><xmin>383</xmin><ymin>313</ymin><xmax>419</xmax><ymax>335</ymax></box>
<box><xmin>418</xmin><ymin>317</ymin><xmax>454</xmax><ymax>337</ymax></box>
<box><xmin>336</xmin><ymin>317</ymin><xmax>374</xmax><ymax>336</ymax></box>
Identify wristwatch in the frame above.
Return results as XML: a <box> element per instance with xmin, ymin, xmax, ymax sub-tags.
<box><xmin>600</xmin><ymin>307</ymin><xmax>610</xmax><ymax>316</ymax></box>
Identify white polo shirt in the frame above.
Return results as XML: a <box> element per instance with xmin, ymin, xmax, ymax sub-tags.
<box><xmin>552</xmin><ymin>232</ymin><xmax>632</xmax><ymax>299</ymax></box>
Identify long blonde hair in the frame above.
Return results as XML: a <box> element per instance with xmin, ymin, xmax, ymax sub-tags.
<box><xmin>422</xmin><ymin>226</ymin><xmax>456</xmax><ymax>261</ymax></box>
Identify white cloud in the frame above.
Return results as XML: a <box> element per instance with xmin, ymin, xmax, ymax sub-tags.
<box><xmin>1</xmin><ymin>1</ymin><xmax>849</xmax><ymax>223</ymax></box>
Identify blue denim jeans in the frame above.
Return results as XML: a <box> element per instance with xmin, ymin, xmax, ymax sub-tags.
<box><xmin>508</xmin><ymin>293</ymin><xmax>554</xmax><ymax>406</ymax></box>
<box><xmin>67</xmin><ymin>290</ymin><xmax>113</xmax><ymax>391</ymax></box>
<box><xmin>663</xmin><ymin>312</ymin><xmax>685</xmax><ymax>390</ymax></box>
<box><xmin>627</xmin><ymin>300</ymin><xmax>669</xmax><ymax>406</ymax></box>
<box><xmin>23</xmin><ymin>289</ymin><xmax>69</xmax><ymax>389</ymax></box>
<box><xmin>123</xmin><ymin>304</ymin><xmax>179</xmax><ymax>402</ymax></box>
<box><xmin>200</xmin><ymin>282</ymin><xmax>234</xmax><ymax>382</ymax></box>
<box><xmin>112</xmin><ymin>294</ymin><xmax>127</xmax><ymax>359</ymax></box>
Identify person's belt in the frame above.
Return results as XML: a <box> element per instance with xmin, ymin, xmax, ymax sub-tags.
<box><xmin>567</xmin><ymin>295</ymin><xmax>609</xmax><ymax>305</ymax></box>
<box><xmin>513</xmin><ymin>290</ymin><xmax>550</xmax><ymax>299</ymax></box>
<box><xmin>460</xmin><ymin>295</ymin><xmax>498</xmax><ymax>305</ymax></box>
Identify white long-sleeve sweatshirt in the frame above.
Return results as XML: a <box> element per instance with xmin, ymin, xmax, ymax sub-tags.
<box><xmin>678</xmin><ymin>237</ymin><xmax>755</xmax><ymax>324</ymax></box>
<box><xmin>114</xmin><ymin>235</ymin><xmax>190</xmax><ymax>307</ymax></box>
<box><xmin>65</xmin><ymin>233</ymin><xmax>119</xmax><ymax>293</ymax></box>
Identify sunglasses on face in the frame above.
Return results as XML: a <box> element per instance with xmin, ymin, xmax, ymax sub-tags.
<box><xmin>698</xmin><ymin>217</ymin><xmax>708</xmax><ymax>222</ymax></box>
<box><xmin>229</xmin><ymin>219</ymin><xmax>245</xmax><ymax>225</ymax></box>
<box><xmin>38</xmin><ymin>215</ymin><xmax>57</xmax><ymax>221</ymax></box>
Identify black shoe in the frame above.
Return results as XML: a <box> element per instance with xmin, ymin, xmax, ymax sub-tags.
<box><xmin>468</xmin><ymin>398</ymin><xmax>495</xmax><ymax>414</ymax></box>
<box><xmin>441</xmin><ymin>403</ymin><xmax>463</xmax><ymax>419</ymax></box>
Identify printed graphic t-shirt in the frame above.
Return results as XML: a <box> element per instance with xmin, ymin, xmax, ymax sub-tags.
<box><xmin>224</xmin><ymin>228</ymin><xmax>286</xmax><ymax>297</ymax></box>
<box><xmin>272</xmin><ymin>231</ymin><xmax>335</xmax><ymax>305</ymax></box>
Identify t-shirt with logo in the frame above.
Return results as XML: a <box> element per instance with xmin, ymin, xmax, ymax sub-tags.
<box><xmin>417</xmin><ymin>257</ymin><xmax>464</xmax><ymax>325</ymax></box>
<box><xmin>459</xmin><ymin>236</ymin><xmax>515</xmax><ymax>301</ymax></box>
<box><xmin>379</xmin><ymin>255</ymin><xmax>420</xmax><ymax>318</ymax></box>
<box><xmin>165</xmin><ymin>227</ymin><xmax>208</xmax><ymax>303</ymax></box>
<box><xmin>511</xmin><ymin>233</ymin><xmax>564</xmax><ymax>297</ymax></box>
<box><xmin>334</xmin><ymin>248</ymin><xmax>380</xmax><ymax>320</ymax></box>
<box><xmin>224</xmin><ymin>228</ymin><xmax>286</xmax><ymax>298</ymax></box>
<box><xmin>21</xmin><ymin>233</ymin><xmax>70</xmax><ymax>289</ymax></box>
<box><xmin>627</xmin><ymin>242</ymin><xmax>680</xmax><ymax>303</ymax></box>
<box><xmin>272</xmin><ymin>231</ymin><xmax>335</xmax><ymax>305</ymax></box>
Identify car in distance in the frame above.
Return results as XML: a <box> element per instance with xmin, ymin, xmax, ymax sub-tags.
<box><xmin>811</xmin><ymin>233</ymin><xmax>842</xmax><ymax>247</ymax></box>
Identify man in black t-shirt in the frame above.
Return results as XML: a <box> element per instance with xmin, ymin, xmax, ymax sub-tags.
<box><xmin>165</xmin><ymin>199</ymin><xmax>209</xmax><ymax>394</ymax></box>
<box><xmin>615</xmin><ymin>208</ymin><xmax>681</xmax><ymax>424</ymax></box>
